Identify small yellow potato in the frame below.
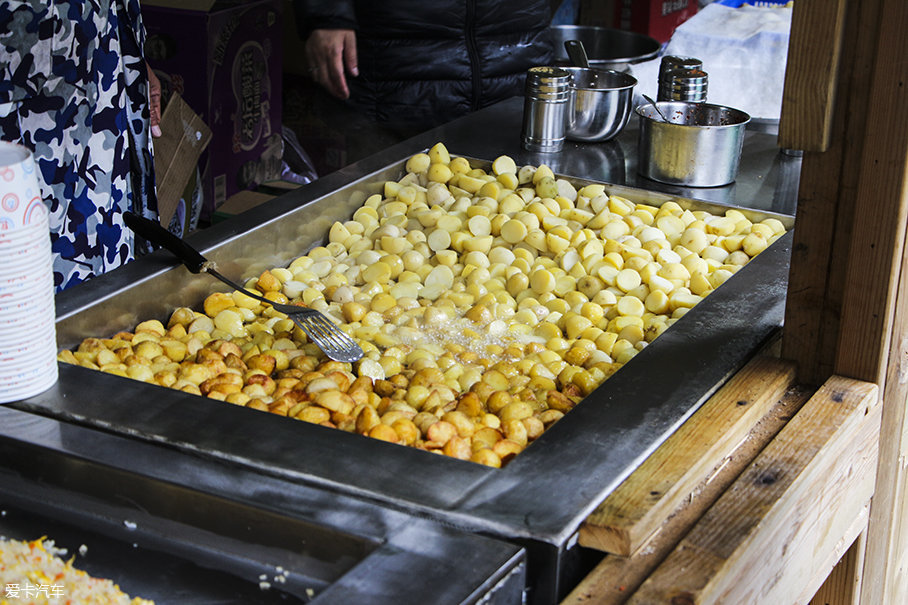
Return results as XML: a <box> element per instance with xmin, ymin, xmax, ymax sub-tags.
<box><xmin>428</xmin><ymin>142</ymin><xmax>451</xmax><ymax>165</ymax></box>
<box><xmin>615</xmin><ymin>268</ymin><xmax>642</xmax><ymax>292</ymax></box>
<box><xmin>428</xmin><ymin>162</ymin><xmax>453</xmax><ymax>183</ymax></box>
<box><xmin>406</xmin><ymin>153</ymin><xmax>431</xmax><ymax>174</ymax></box>
<box><xmin>491</xmin><ymin>155</ymin><xmax>518</xmax><ymax>176</ymax></box>
<box><xmin>742</xmin><ymin>232</ymin><xmax>769</xmax><ymax>256</ymax></box>
<box><xmin>449</xmin><ymin>156</ymin><xmax>471</xmax><ymax>174</ymax></box>
<box><xmin>534</xmin><ymin>176</ymin><xmax>559</xmax><ymax>199</ymax></box>
<box><xmin>680</xmin><ymin>227</ymin><xmax>709</xmax><ymax>254</ymax></box>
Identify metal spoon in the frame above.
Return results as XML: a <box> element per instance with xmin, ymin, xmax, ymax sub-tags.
<box><xmin>564</xmin><ymin>40</ymin><xmax>590</xmax><ymax>69</ymax></box>
<box><xmin>643</xmin><ymin>94</ymin><xmax>670</xmax><ymax>123</ymax></box>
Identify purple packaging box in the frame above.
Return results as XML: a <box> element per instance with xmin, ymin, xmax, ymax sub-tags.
<box><xmin>143</xmin><ymin>0</ymin><xmax>283</xmax><ymax>221</ymax></box>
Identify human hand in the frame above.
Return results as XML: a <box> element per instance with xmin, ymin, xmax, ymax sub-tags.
<box><xmin>305</xmin><ymin>29</ymin><xmax>358</xmax><ymax>100</ymax></box>
<box><xmin>146</xmin><ymin>63</ymin><xmax>162</xmax><ymax>137</ymax></box>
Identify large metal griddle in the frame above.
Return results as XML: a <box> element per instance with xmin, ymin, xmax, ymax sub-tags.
<box><xmin>6</xmin><ymin>97</ymin><xmax>798</xmax><ymax>603</ymax></box>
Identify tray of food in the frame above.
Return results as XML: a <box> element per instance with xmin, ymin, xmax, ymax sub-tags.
<box><xmin>54</xmin><ymin>142</ymin><xmax>789</xmax><ymax>463</ymax></box>
<box><xmin>12</xmin><ymin>142</ymin><xmax>792</xmax><ymax>603</ymax></box>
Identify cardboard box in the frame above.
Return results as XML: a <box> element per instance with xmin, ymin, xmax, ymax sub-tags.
<box><xmin>143</xmin><ymin>0</ymin><xmax>283</xmax><ymax>221</ymax></box>
<box><xmin>153</xmin><ymin>93</ymin><xmax>212</xmax><ymax>231</ymax></box>
<box><xmin>614</xmin><ymin>0</ymin><xmax>698</xmax><ymax>43</ymax></box>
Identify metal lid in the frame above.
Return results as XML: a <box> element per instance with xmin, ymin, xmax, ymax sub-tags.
<box><xmin>526</xmin><ymin>66</ymin><xmax>572</xmax><ymax>87</ymax></box>
<box><xmin>659</xmin><ymin>56</ymin><xmax>703</xmax><ymax>80</ymax></box>
<box><xmin>524</xmin><ymin>66</ymin><xmax>572</xmax><ymax>101</ymax></box>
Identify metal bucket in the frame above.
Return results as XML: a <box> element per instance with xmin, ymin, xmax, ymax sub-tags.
<box><xmin>636</xmin><ymin>101</ymin><xmax>751</xmax><ymax>187</ymax></box>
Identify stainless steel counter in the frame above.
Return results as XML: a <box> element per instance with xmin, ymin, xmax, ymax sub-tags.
<box><xmin>0</xmin><ymin>406</ymin><xmax>526</xmax><ymax>604</ymax></box>
<box><xmin>6</xmin><ymin>96</ymin><xmax>799</xmax><ymax>604</ymax></box>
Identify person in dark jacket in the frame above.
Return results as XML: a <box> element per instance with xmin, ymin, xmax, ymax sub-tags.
<box><xmin>295</xmin><ymin>0</ymin><xmax>553</xmax><ymax>135</ymax></box>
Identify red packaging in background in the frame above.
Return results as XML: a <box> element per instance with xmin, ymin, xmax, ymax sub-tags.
<box><xmin>142</xmin><ymin>0</ymin><xmax>283</xmax><ymax>221</ymax></box>
<box><xmin>615</xmin><ymin>0</ymin><xmax>698</xmax><ymax>44</ymax></box>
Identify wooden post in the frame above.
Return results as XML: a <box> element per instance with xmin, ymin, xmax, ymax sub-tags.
<box><xmin>778</xmin><ymin>0</ymin><xmax>847</xmax><ymax>152</ymax></box>
<box><xmin>780</xmin><ymin>0</ymin><xmax>908</xmax><ymax>602</ymax></box>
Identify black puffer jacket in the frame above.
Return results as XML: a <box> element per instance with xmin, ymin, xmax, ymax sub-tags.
<box><xmin>295</xmin><ymin>0</ymin><xmax>553</xmax><ymax>131</ymax></box>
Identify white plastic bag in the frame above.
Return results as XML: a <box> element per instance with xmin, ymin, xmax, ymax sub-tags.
<box><xmin>631</xmin><ymin>4</ymin><xmax>792</xmax><ymax>121</ymax></box>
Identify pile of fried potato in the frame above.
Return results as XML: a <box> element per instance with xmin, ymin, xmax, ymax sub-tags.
<box><xmin>60</xmin><ymin>143</ymin><xmax>785</xmax><ymax>468</ymax></box>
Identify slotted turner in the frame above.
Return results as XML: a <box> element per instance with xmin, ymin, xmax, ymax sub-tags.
<box><xmin>124</xmin><ymin>212</ymin><xmax>364</xmax><ymax>363</ymax></box>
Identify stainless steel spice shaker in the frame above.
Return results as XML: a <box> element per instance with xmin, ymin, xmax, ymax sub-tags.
<box><xmin>662</xmin><ymin>67</ymin><xmax>709</xmax><ymax>103</ymax></box>
<box><xmin>658</xmin><ymin>56</ymin><xmax>706</xmax><ymax>102</ymax></box>
<box><xmin>521</xmin><ymin>66</ymin><xmax>572</xmax><ymax>153</ymax></box>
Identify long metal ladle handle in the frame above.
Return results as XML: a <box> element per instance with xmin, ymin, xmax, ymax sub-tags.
<box><xmin>564</xmin><ymin>39</ymin><xmax>590</xmax><ymax>69</ymax></box>
<box><xmin>123</xmin><ymin>211</ymin><xmax>284</xmax><ymax>310</ymax></box>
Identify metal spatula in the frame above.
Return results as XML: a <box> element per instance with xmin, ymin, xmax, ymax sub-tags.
<box><xmin>124</xmin><ymin>212</ymin><xmax>364</xmax><ymax>363</ymax></box>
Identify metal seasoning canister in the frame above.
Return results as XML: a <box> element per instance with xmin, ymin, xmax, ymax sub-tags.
<box><xmin>657</xmin><ymin>56</ymin><xmax>707</xmax><ymax>102</ymax></box>
<box><xmin>521</xmin><ymin>66</ymin><xmax>572</xmax><ymax>152</ymax></box>
<box><xmin>664</xmin><ymin>68</ymin><xmax>709</xmax><ymax>103</ymax></box>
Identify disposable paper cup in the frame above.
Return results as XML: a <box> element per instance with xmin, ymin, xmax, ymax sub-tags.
<box><xmin>0</xmin><ymin>368</ymin><xmax>57</xmax><ymax>392</ymax></box>
<box><xmin>0</xmin><ymin>251</ymin><xmax>51</xmax><ymax>273</ymax></box>
<box><xmin>0</xmin><ymin>141</ymin><xmax>57</xmax><ymax>403</ymax></box>
<box><xmin>0</xmin><ymin>322</ymin><xmax>57</xmax><ymax>350</ymax></box>
<box><xmin>0</xmin><ymin>267</ymin><xmax>52</xmax><ymax>290</ymax></box>
<box><xmin>1</xmin><ymin>377</ymin><xmax>58</xmax><ymax>400</ymax></box>
<box><xmin>0</xmin><ymin>299</ymin><xmax>53</xmax><ymax>323</ymax></box>
<box><xmin>0</xmin><ymin>141</ymin><xmax>46</xmax><ymax>232</ymax></box>
<box><xmin>0</xmin><ymin>364</ymin><xmax>58</xmax><ymax>403</ymax></box>
<box><xmin>0</xmin><ymin>335</ymin><xmax>56</xmax><ymax>368</ymax></box>
<box><xmin>0</xmin><ymin>286</ymin><xmax>54</xmax><ymax>308</ymax></box>
<box><xmin>0</xmin><ymin>307</ymin><xmax>55</xmax><ymax>340</ymax></box>
<box><xmin>0</xmin><ymin>350</ymin><xmax>57</xmax><ymax>377</ymax></box>
<box><xmin>0</xmin><ymin>305</ymin><xmax>54</xmax><ymax>329</ymax></box>
<box><xmin>0</xmin><ymin>225</ymin><xmax>51</xmax><ymax>250</ymax></box>
<box><xmin>0</xmin><ymin>239</ymin><xmax>51</xmax><ymax>263</ymax></box>
<box><xmin>0</xmin><ymin>245</ymin><xmax>52</xmax><ymax>279</ymax></box>
<box><xmin>0</xmin><ymin>329</ymin><xmax>55</xmax><ymax>354</ymax></box>
<box><xmin>0</xmin><ymin>344</ymin><xmax>57</xmax><ymax>372</ymax></box>
<box><xmin>0</xmin><ymin>266</ymin><xmax>53</xmax><ymax>296</ymax></box>
<box><xmin>0</xmin><ymin>221</ymin><xmax>49</xmax><ymax>247</ymax></box>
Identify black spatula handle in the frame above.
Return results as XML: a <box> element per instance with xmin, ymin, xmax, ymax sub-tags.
<box><xmin>124</xmin><ymin>211</ymin><xmax>208</xmax><ymax>274</ymax></box>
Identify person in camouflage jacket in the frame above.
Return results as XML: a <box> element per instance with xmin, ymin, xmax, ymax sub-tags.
<box><xmin>0</xmin><ymin>0</ymin><xmax>160</xmax><ymax>291</ymax></box>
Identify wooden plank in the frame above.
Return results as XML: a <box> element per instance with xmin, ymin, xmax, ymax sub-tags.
<box><xmin>834</xmin><ymin>0</ymin><xmax>908</xmax><ymax>392</ymax></box>
<box><xmin>826</xmin><ymin>1</ymin><xmax>908</xmax><ymax>602</ymax></box>
<box><xmin>579</xmin><ymin>357</ymin><xmax>798</xmax><ymax>556</ymax></box>
<box><xmin>780</xmin><ymin>0</ymin><xmax>878</xmax><ymax>387</ymax></box>
<box><xmin>563</xmin><ymin>386</ymin><xmax>812</xmax><ymax>605</ymax></box>
<box><xmin>628</xmin><ymin>376</ymin><xmax>880</xmax><ymax>604</ymax></box>
<box><xmin>777</xmin><ymin>0</ymin><xmax>847</xmax><ymax>151</ymax></box>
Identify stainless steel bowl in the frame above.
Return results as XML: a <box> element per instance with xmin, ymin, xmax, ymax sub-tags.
<box><xmin>562</xmin><ymin>67</ymin><xmax>637</xmax><ymax>143</ymax></box>
<box><xmin>636</xmin><ymin>101</ymin><xmax>751</xmax><ymax>187</ymax></box>
<box><xmin>549</xmin><ymin>25</ymin><xmax>660</xmax><ymax>71</ymax></box>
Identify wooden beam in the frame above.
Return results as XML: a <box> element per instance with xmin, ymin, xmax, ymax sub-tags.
<box><xmin>821</xmin><ymin>0</ymin><xmax>908</xmax><ymax>601</ymax></box>
<box><xmin>780</xmin><ymin>0</ymin><xmax>880</xmax><ymax>386</ymax></box>
<box><xmin>579</xmin><ymin>357</ymin><xmax>797</xmax><ymax>556</ymax></box>
<box><xmin>834</xmin><ymin>0</ymin><xmax>908</xmax><ymax>387</ymax></box>
<box><xmin>778</xmin><ymin>0</ymin><xmax>847</xmax><ymax>151</ymax></box>
<box><xmin>627</xmin><ymin>376</ymin><xmax>880</xmax><ymax>604</ymax></box>
<box><xmin>563</xmin><ymin>386</ymin><xmax>812</xmax><ymax>605</ymax></box>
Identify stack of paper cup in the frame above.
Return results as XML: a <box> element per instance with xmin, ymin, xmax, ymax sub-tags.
<box><xmin>0</xmin><ymin>141</ymin><xmax>57</xmax><ymax>403</ymax></box>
